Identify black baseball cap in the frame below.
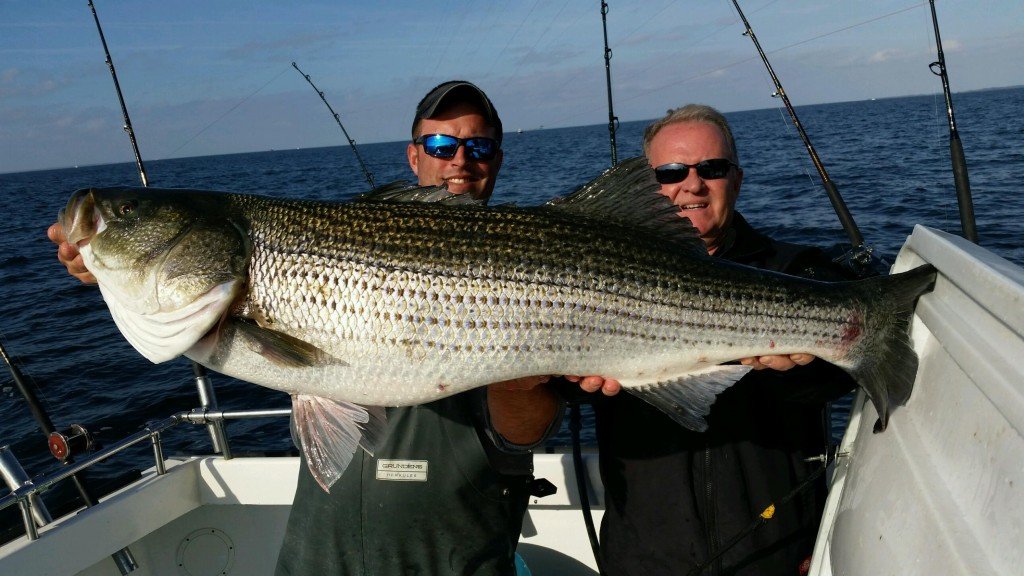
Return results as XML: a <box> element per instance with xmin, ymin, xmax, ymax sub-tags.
<box><xmin>412</xmin><ymin>80</ymin><xmax>503</xmax><ymax>144</ymax></box>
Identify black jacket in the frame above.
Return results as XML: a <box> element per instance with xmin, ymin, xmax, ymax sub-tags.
<box><xmin>596</xmin><ymin>213</ymin><xmax>856</xmax><ymax>576</ymax></box>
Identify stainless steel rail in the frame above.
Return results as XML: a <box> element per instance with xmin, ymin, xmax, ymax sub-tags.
<box><xmin>0</xmin><ymin>406</ymin><xmax>290</xmax><ymax>541</ymax></box>
<box><xmin>0</xmin><ymin>446</ymin><xmax>52</xmax><ymax>529</ymax></box>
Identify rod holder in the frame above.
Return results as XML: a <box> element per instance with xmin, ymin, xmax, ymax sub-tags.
<box><xmin>0</xmin><ymin>445</ymin><xmax>52</xmax><ymax>529</ymax></box>
<box><xmin>193</xmin><ymin>364</ymin><xmax>232</xmax><ymax>459</ymax></box>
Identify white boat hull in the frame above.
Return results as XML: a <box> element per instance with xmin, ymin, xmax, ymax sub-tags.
<box><xmin>809</xmin><ymin>225</ymin><xmax>1024</xmax><ymax>576</ymax></box>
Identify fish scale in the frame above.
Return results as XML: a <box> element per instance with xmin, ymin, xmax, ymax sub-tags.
<box><xmin>216</xmin><ymin>193</ymin><xmax>862</xmax><ymax>399</ymax></box>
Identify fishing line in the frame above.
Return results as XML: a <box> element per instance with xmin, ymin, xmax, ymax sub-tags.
<box><xmin>730</xmin><ymin>0</ymin><xmax>881</xmax><ymax>277</ymax></box>
<box><xmin>291</xmin><ymin>61</ymin><xmax>376</xmax><ymax>189</ymax></box>
<box><xmin>593</xmin><ymin>0</ymin><xmax>685</xmax><ymax>90</ymax></box>
<box><xmin>166</xmin><ymin>65</ymin><xmax>290</xmax><ymax>159</ymax></box>
<box><xmin>748</xmin><ymin>42</ymin><xmax>826</xmax><ymax>233</ymax></box>
<box><xmin>922</xmin><ymin>7</ymin><xmax>957</xmax><ymax>232</ymax></box>
<box><xmin>484</xmin><ymin>0</ymin><xmax>544</xmax><ymax>80</ymax></box>
<box><xmin>547</xmin><ymin>2</ymin><xmax>927</xmax><ymax>132</ymax></box>
<box><xmin>491</xmin><ymin>2</ymin><xmax>590</xmax><ymax>132</ymax></box>
<box><xmin>636</xmin><ymin>2</ymin><xmax>927</xmax><ymax>100</ymax></box>
<box><xmin>542</xmin><ymin>51</ymin><xmax>761</xmax><ymax>131</ymax></box>
<box><xmin>534</xmin><ymin>8</ymin><xmax>652</xmax><ymax>121</ymax></box>
<box><xmin>610</xmin><ymin>0</ymin><xmax>781</xmax><ymax>88</ymax></box>
<box><xmin>497</xmin><ymin>0</ymin><xmax>572</xmax><ymax>94</ymax></box>
<box><xmin>476</xmin><ymin>0</ymin><xmax>517</xmax><ymax>42</ymax></box>
<box><xmin>613</xmin><ymin>0</ymin><xmax>681</xmax><ymax>48</ymax></box>
<box><xmin>765</xmin><ymin>2</ymin><xmax>927</xmax><ymax>55</ymax></box>
<box><xmin>428</xmin><ymin>0</ymin><xmax>471</xmax><ymax>80</ymax></box>
<box><xmin>685</xmin><ymin>462</ymin><xmax>828</xmax><ymax>576</ymax></box>
<box><xmin>532</xmin><ymin>0</ymin><xmax>773</xmax><ymax>130</ymax></box>
<box><xmin>543</xmin><ymin>0</ymin><xmax>691</xmax><ymax>101</ymax></box>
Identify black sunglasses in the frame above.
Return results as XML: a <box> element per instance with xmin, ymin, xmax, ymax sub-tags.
<box><xmin>413</xmin><ymin>133</ymin><xmax>500</xmax><ymax>161</ymax></box>
<box><xmin>653</xmin><ymin>159</ymin><xmax>738</xmax><ymax>184</ymax></box>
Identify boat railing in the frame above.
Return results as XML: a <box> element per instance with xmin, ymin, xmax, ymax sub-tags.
<box><xmin>0</xmin><ymin>405</ymin><xmax>291</xmax><ymax>542</ymax></box>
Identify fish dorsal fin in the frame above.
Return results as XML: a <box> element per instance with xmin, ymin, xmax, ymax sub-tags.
<box><xmin>354</xmin><ymin>180</ymin><xmax>486</xmax><ymax>206</ymax></box>
<box><xmin>291</xmin><ymin>394</ymin><xmax>388</xmax><ymax>492</ymax></box>
<box><xmin>545</xmin><ymin>156</ymin><xmax>706</xmax><ymax>254</ymax></box>
<box><xmin>623</xmin><ymin>364</ymin><xmax>752</xmax><ymax>432</ymax></box>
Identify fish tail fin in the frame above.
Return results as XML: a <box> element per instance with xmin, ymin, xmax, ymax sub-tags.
<box><xmin>291</xmin><ymin>394</ymin><xmax>387</xmax><ymax>492</ymax></box>
<box><xmin>850</xmin><ymin>263</ymin><xmax>937</xmax><ymax>432</ymax></box>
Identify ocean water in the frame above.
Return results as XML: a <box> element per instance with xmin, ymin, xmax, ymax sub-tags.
<box><xmin>1</xmin><ymin>86</ymin><xmax>1022</xmax><ymax>540</ymax></box>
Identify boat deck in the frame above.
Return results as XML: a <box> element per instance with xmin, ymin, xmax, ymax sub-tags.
<box><xmin>1</xmin><ymin>453</ymin><xmax>604</xmax><ymax>576</ymax></box>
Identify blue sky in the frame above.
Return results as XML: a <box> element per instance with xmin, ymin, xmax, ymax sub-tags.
<box><xmin>2</xmin><ymin>0</ymin><xmax>1021</xmax><ymax>174</ymax></box>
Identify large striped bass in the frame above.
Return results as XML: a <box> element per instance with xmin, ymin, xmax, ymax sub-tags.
<box><xmin>60</xmin><ymin>158</ymin><xmax>935</xmax><ymax>490</ymax></box>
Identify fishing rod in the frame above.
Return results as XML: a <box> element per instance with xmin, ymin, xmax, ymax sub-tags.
<box><xmin>1</xmin><ymin>337</ymin><xmax>142</xmax><ymax>573</ymax></box>
<box><xmin>88</xmin><ymin>0</ymin><xmax>148</xmax><ymax>187</ymax></box>
<box><xmin>0</xmin><ymin>339</ymin><xmax>98</xmax><ymax>503</ymax></box>
<box><xmin>729</xmin><ymin>0</ymin><xmax>876</xmax><ymax>276</ymax></box>
<box><xmin>600</xmin><ymin>0</ymin><xmax>619</xmax><ymax>166</ymax></box>
<box><xmin>927</xmin><ymin>0</ymin><xmax>977</xmax><ymax>243</ymax></box>
<box><xmin>291</xmin><ymin>62</ymin><xmax>376</xmax><ymax>189</ymax></box>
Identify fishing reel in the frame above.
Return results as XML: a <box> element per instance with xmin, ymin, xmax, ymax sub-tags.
<box><xmin>48</xmin><ymin>424</ymin><xmax>95</xmax><ymax>463</ymax></box>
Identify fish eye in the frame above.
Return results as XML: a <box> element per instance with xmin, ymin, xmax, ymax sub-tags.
<box><xmin>117</xmin><ymin>200</ymin><xmax>138</xmax><ymax>217</ymax></box>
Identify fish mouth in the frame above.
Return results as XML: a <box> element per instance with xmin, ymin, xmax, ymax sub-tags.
<box><xmin>60</xmin><ymin>188</ymin><xmax>100</xmax><ymax>246</ymax></box>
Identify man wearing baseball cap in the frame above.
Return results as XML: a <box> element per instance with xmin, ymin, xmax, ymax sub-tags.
<box><xmin>407</xmin><ymin>80</ymin><xmax>504</xmax><ymax>199</ymax></box>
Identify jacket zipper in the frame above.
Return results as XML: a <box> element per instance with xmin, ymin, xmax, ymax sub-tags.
<box><xmin>703</xmin><ymin>444</ymin><xmax>721</xmax><ymax>575</ymax></box>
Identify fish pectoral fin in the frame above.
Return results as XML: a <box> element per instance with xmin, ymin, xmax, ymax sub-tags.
<box><xmin>291</xmin><ymin>394</ymin><xmax>389</xmax><ymax>493</ymax></box>
<box><xmin>234</xmin><ymin>318</ymin><xmax>347</xmax><ymax>368</ymax></box>
<box><xmin>623</xmin><ymin>364</ymin><xmax>753</xmax><ymax>432</ymax></box>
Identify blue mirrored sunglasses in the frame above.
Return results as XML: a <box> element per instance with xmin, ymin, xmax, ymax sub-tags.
<box><xmin>654</xmin><ymin>159</ymin><xmax>738</xmax><ymax>184</ymax></box>
<box><xmin>414</xmin><ymin>133</ymin><xmax>500</xmax><ymax>161</ymax></box>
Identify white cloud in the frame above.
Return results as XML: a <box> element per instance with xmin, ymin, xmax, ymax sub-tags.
<box><xmin>869</xmin><ymin>49</ymin><xmax>901</xmax><ymax>63</ymax></box>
